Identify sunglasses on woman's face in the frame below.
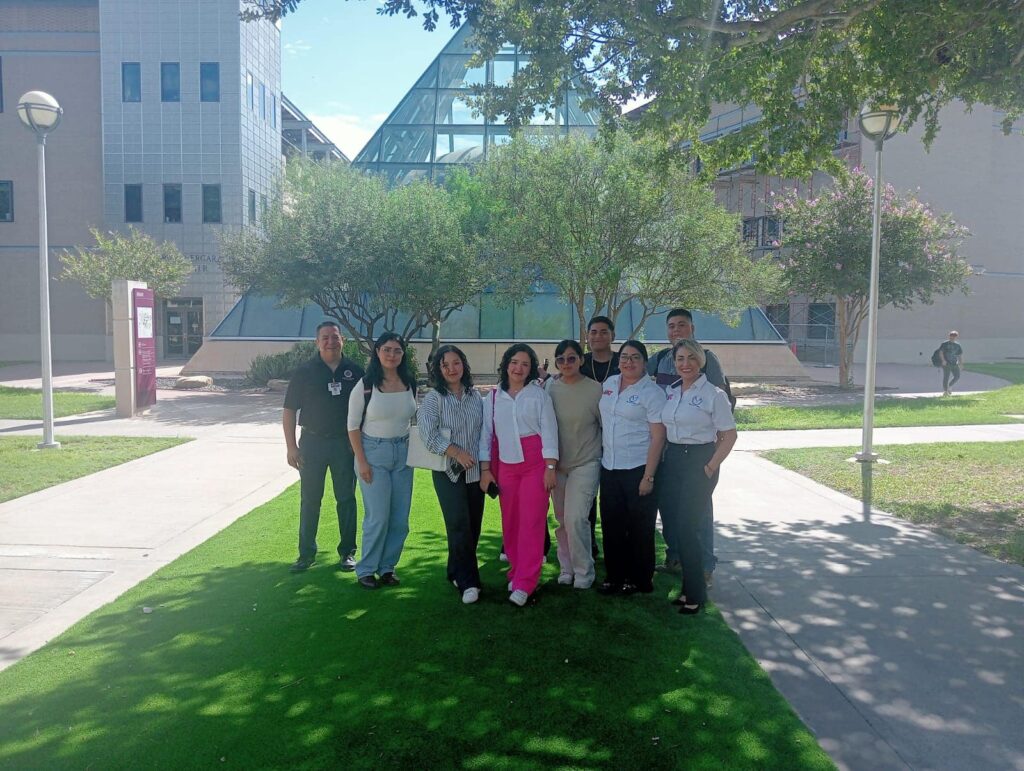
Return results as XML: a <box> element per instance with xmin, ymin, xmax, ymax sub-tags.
<box><xmin>555</xmin><ymin>355</ymin><xmax>579</xmax><ymax>365</ymax></box>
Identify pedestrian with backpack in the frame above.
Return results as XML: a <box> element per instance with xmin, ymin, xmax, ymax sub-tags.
<box><xmin>937</xmin><ymin>330</ymin><xmax>964</xmax><ymax>396</ymax></box>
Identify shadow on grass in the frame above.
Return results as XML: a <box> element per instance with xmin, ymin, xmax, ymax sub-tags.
<box><xmin>0</xmin><ymin>490</ymin><xmax>830</xmax><ymax>770</ymax></box>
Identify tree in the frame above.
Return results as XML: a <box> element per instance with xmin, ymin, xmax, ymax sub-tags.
<box><xmin>222</xmin><ymin>159</ymin><xmax>488</xmax><ymax>356</ymax></box>
<box><xmin>475</xmin><ymin>131</ymin><xmax>782</xmax><ymax>342</ymax></box>
<box><xmin>59</xmin><ymin>226</ymin><xmax>192</xmax><ymax>303</ymax></box>
<box><xmin>773</xmin><ymin>168</ymin><xmax>971</xmax><ymax>388</ymax></box>
<box><xmin>242</xmin><ymin>1</ymin><xmax>1024</xmax><ymax>177</ymax></box>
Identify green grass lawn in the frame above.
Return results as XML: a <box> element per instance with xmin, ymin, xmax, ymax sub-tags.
<box><xmin>737</xmin><ymin>385</ymin><xmax>1024</xmax><ymax>430</ymax></box>
<box><xmin>964</xmin><ymin>362</ymin><xmax>1024</xmax><ymax>385</ymax></box>
<box><xmin>0</xmin><ymin>435</ymin><xmax>190</xmax><ymax>503</ymax></box>
<box><xmin>0</xmin><ymin>474</ymin><xmax>832</xmax><ymax>770</ymax></box>
<box><xmin>763</xmin><ymin>442</ymin><xmax>1024</xmax><ymax>564</ymax></box>
<box><xmin>0</xmin><ymin>385</ymin><xmax>115</xmax><ymax>420</ymax></box>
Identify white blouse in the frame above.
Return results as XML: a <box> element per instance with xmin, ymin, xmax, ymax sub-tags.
<box><xmin>479</xmin><ymin>384</ymin><xmax>559</xmax><ymax>464</ymax></box>
<box><xmin>346</xmin><ymin>380</ymin><xmax>417</xmax><ymax>439</ymax></box>
<box><xmin>663</xmin><ymin>375</ymin><xmax>736</xmax><ymax>444</ymax></box>
<box><xmin>598</xmin><ymin>375</ymin><xmax>666</xmax><ymax>470</ymax></box>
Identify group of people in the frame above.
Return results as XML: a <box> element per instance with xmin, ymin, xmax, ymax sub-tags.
<box><xmin>282</xmin><ymin>309</ymin><xmax>737</xmax><ymax>615</ymax></box>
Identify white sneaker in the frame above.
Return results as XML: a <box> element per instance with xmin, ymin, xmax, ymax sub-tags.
<box><xmin>462</xmin><ymin>587</ymin><xmax>480</xmax><ymax>604</ymax></box>
<box><xmin>509</xmin><ymin>589</ymin><xmax>528</xmax><ymax>607</ymax></box>
<box><xmin>507</xmin><ymin>581</ymin><xmax>514</xmax><ymax>591</ymax></box>
<box><xmin>557</xmin><ymin>572</ymin><xmax>573</xmax><ymax>586</ymax></box>
<box><xmin>499</xmin><ymin>552</ymin><xmax>509</xmax><ymax>563</ymax></box>
<box><xmin>574</xmin><ymin>579</ymin><xmax>593</xmax><ymax>590</ymax></box>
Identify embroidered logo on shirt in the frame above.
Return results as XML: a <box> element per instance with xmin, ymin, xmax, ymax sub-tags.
<box><xmin>689</xmin><ymin>395</ymin><xmax>704</xmax><ymax>407</ymax></box>
<box><xmin>342</xmin><ymin>369</ymin><xmax>354</xmax><ymax>380</ymax></box>
<box><xmin>667</xmin><ymin>394</ymin><xmax>675</xmax><ymax>401</ymax></box>
<box><xmin>627</xmin><ymin>394</ymin><xmax>640</xmax><ymax>404</ymax></box>
<box><xmin>603</xmin><ymin>390</ymin><xmax>613</xmax><ymax>396</ymax></box>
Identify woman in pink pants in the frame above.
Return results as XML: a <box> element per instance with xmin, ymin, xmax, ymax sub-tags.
<box><xmin>479</xmin><ymin>344</ymin><xmax>559</xmax><ymax>607</ymax></box>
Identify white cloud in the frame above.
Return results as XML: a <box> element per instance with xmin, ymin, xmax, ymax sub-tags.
<box><xmin>284</xmin><ymin>39</ymin><xmax>312</xmax><ymax>57</ymax></box>
<box><xmin>307</xmin><ymin>112</ymin><xmax>387</xmax><ymax>158</ymax></box>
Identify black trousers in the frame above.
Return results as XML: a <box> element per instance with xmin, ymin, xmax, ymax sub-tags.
<box><xmin>600</xmin><ymin>465</ymin><xmax>657</xmax><ymax>590</ymax></box>
<box><xmin>432</xmin><ymin>471</ymin><xmax>485</xmax><ymax>591</ymax></box>
<box><xmin>658</xmin><ymin>442</ymin><xmax>719</xmax><ymax>605</ymax></box>
<box><xmin>298</xmin><ymin>432</ymin><xmax>358</xmax><ymax>560</ymax></box>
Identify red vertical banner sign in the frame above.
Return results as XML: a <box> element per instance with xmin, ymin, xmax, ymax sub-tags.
<box><xmin>132</xmin><ymin>288</ymin><xmax>157</xmax><ymax>410</ymax></box>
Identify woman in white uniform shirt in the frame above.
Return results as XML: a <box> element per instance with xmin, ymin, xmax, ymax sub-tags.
<box><xmin>479</xmin><ymin>344</ymin><xmax>559</xmax><ymax>607</ymax></box>
<box><xmin>597</xmin><ymin>340</ymin><xmax>666</xmax><ymax>595</ymax></box>
<box><xmin>658</xmin><ymin>339</ymin><xmax>737</xmax><ymax>614</ymax></box>
<box><xmin>347</xmin><ymin>332</ymin><xmax>418</xmax><ymax>590</ymax></box>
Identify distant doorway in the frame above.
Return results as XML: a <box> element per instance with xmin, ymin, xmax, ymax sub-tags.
<box><xmin>165</xmin><ymin>298</ymin><xmax>204</xmax><ymax>358</ymax></box>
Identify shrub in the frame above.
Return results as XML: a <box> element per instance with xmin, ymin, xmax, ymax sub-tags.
<box><xmin>245</xmin><ymin>340</ymin><xmax>372</xmax><ymax>386</ymax></box>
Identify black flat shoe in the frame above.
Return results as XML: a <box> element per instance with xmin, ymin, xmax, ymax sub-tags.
<box><xmin>596</xmin><ymin>581</ymin><xmax>621</xmax><ymax>596</ymax></box>
<box><xmin>678</xmin><ymin>603</ymin><xmax>704</xmax><ymax>615</ymax></box>
<box><xmin>357</xmin><ymin>575</ymin><xmax>380</xmax><ymax>590</ymax></box>
<box><xmin>671</xmin><ymin>595</ymin><xmax>687</xmax><ymax>606</ymax></box>
<box><xmin>379</xmin><ymin>572</ymin><xmax>400</xmax><ymax>586</ymax></box>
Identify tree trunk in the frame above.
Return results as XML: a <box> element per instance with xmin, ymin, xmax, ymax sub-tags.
<box><xmin>577</xmin><ymin>299</ymin><xmax>588</xmax><ymax>346</ymax></box>
<box><xmin>836</xmin><ymin>297</ymin><xmax>853</xmax><ymax>389</ymax></box>
<box><xmin>430</xmin><ymin>319</ymin><xmax>441</xmax><ymax>360</ymax></box>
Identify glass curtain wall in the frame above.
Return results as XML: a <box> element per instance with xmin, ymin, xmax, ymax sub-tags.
<box><xmin>353</xmin><ymin>23</ymin><xmax>599</xmax><ymax>184</ymax></box>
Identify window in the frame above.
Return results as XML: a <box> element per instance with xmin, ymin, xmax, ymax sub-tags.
<box><xmin>163</xmin><ymin>183</ymin><xmax>182</xmax><ymax>223</ymax></box>
<box><xmin>248</xmin><ymin>189</ymin><xmax>257</xmax><ymax>223</ymax></box>
<box><xmin>202</xmin><ymin>184</ymin><xmax>222</xmax><ymax>223</ymax></box>
<box><xmin>259</xmin><ymin>83</ymin><xmax>267</xmax><ymax>120</ymax></box>
<box><xmin>742</xmin><ymin>218</ymin><xmax>759</xmax><ymax>244</ymax></box>
<box><xmin>808</xmin><ymin>302</ymin><xmax>835</xmax><ymax>340</ymax></box>
<box><xmin>0</xmin><ymin>181</ymin><xmax>12</xmax><ymax>222</ymax></box>
<box><xmin>124</xmin><ymin>184</ymin><xmax>143</xmax><ymax>223</ymax></box>
<box><xmin>763</xmin><ymin>216</ymin><xmax>781</xmax><ymax>246</ymax></box>
<box><xmin>246</xmin><ymin>71</ymin><xmax>254</xmax><ymax>111</ymax></box>
<box><xmin>200</xmin><ymin>62</ymin><xmax>220</xmax><ymax>102</ymax></box>
<box><xmin>161</xmin><ymin>62</ymin><xmax>180</xmax><ymax>102</ymax></box>
<box><xmin>0</xmin><ymin>57</ymin><xmax>4</xmax><ymax>112</ymax></box>
<box><xmin>765</xmin><ymin>303</ymin><xmax>790</xmax><ymax>338</ymax></box>
<box><xmin>271</xmin><ymin>94</ymin><xmax>277</xmax><ymax>128</ymax></box>
<box><xmin>260</xmin><ymin>194</ymin><xmax>268</xmax><ymax>220</ymax></box>
<box><xmin>122</xmin><ymin>62</ymin><xmax>141</xmax><ymax>102</ymax></box>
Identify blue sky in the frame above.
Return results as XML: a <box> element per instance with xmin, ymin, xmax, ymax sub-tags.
<box><xmin>280</xmin><ymin>0</ymin><xmax>459</xmax><ymax>158</ymax></box>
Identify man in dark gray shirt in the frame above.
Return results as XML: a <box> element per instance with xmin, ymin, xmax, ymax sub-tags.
<box><xmin>938</xmin><ymin>330</ymin><xmax>964</xmax><ymax>396</ymax></box>
<box><xmin>646</xmin><ymin>308</ymin><xmax>734</xmax><ymax>584</ymax></box>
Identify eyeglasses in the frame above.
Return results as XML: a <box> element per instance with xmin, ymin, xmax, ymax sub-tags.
<box><xmin>379</xmin><ymin>347</ymin><xmax>404</xmax><ymax>355</ymax></box>
<box><xmin>555</xmin><ymin>355</ymin><xmax>579</xmax><ymax>365</ymax></box>
<box><xmin>619</xmin><ymin>354</ymin><xmax>644</xmax><ymax>363</ymax></box>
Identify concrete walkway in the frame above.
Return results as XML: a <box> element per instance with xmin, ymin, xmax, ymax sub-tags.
<box><xmin>1</xmin><ymin>363</ymin><xmax>1022</xmax><ymax>769</ymax></box>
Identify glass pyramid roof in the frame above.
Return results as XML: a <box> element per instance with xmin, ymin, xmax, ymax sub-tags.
<box><xmin>352</xmin><ymin>23</ymin><xmax>600</xmax><ymax>185</ymax></box>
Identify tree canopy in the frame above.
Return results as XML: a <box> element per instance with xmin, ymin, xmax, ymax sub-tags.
<box><xmin>473</xmin><ymin>131</ymin><xmax>782</xmax><ymax>341</ymax></box>
<box><xmin>59</xmin><ymin>227</ymin><xmax>192</xmax><ymax>304</ymax></box>
<box><xmin>221</xmin><ymin>159</ymin><xmax>490</xmax><ymax>355</ymax></box>
<box><xmin>773</xmin><ymin>168</ymin><xmax>971</xmax><ymax>386</ymax></box>
<box><xmin>243</xmin><ymin>0</ymin><xmax>1024</xmax><ymax>176</ymax></box>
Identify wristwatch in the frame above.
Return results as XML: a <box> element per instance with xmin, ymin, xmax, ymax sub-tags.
<box><xmin>546</xmin><ymin>463</ymin><xmax>556</xmax><ymax>470</ymax></box>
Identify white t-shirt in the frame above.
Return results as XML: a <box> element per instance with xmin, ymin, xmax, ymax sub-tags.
<box><xmin>479</xmin><ymin>384</ymin><xmax>559</xmax><ymax>464</ymax></box>
<box><xmin>663</xmin><ymin>375</ymin><xmax>736</xmax><ymax>444</ymax></box>
<box><xmin>598</xmin><ymin>375</ymin><xmax>666</xmax><ymax>470</ymax></box>
<box><xmin>346</xmin><ymin>380</ymin><xmax>416</xmax><ymax>439</ymax></box>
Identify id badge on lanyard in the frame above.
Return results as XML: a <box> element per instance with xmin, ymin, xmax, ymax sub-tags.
<box><xmin>328</xmin><ymin>381</ymin><xmax>343</xmax><ymax>397</ymax></box>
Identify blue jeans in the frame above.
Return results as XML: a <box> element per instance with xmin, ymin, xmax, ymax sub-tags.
<box><xmin>298</xmin><ymin>432</ymin><xmax>358</xmax><ymax>561</ymax></box>
<box><xmin>356</xmin><ymin>434</ymin><xmax>414</xmax><ymax>579</ymax></box>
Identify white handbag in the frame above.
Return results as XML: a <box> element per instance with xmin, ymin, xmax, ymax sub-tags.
<box><xmin>407</xmin><ymin>426</ymin><xmax>450</xmax><ymax>472</ymax></box>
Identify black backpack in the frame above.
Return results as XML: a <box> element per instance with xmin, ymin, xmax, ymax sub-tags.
<box><xmin>931</xmin><ymin>348</ymin><xmax>943</xmax><ymax>367</ymax></box>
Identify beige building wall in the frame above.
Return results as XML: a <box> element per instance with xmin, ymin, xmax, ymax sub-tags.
<box><xmin>0</xmin><ymin>1</ymin><xmax>107</xmax><ymax>361</ymax></box>
<box><xmin>860</xmin><ymin>104</ymin><xmax>1024</xmax><ymax>364</ymax></box>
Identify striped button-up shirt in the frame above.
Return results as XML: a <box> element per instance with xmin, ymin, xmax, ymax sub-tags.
<box><xmin>418</xmin><ymin>386</ymin><xmax>484</xmax><ymax>483</ymax></box>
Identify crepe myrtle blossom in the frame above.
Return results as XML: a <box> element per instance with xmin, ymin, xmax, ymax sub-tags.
<box><xmin>772</xmin><ymin>169</ymin><xmax>970</xmax><ymax>388</ymax></box>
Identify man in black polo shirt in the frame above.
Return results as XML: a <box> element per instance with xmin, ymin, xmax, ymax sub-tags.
<box><xmin>283</xmin><ymin>321</ymin><xmax>365</xmax><ymax>573</ymax></box>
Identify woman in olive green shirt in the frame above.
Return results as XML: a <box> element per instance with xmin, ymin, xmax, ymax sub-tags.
<box><xmin>546</xmin><ymin>340</ymin><xmax>603</xmax><ymax>588</ymax></box>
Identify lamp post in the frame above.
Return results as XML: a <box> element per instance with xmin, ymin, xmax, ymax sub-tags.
<box><xmin>855</xmin><ymin>104</ymin><xmax>901</xmax><ymax>519</ymax></box>
<box><xmin>17</xmin><ymin>91</ymin><xmax>63</xmax><ymax>450</ymax></box>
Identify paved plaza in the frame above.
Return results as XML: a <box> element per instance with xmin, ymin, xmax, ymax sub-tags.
<box><xmin>0</xmin><ymin>362</ymin><xmax>1022</xmax><ymax>770</ymax></box>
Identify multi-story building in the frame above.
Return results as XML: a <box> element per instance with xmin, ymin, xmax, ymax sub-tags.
<box><xmin>0</xmin><ymin>0</ymin><xmax>282</xmax><ymax>361</ymax></box>
<box><xmin>702</xmin><ymin>102</ymin><xmax>1024</xmax><ymax>365</ymax></box>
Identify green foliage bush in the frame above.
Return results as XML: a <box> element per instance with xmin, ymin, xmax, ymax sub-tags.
<box><xmin>244</xmin><ymin>339</ymin><xmax>423</xmax><ymax>385</ymax></box>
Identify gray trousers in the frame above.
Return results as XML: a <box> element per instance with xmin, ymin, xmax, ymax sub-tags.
<box><xmin>297</xmin><ymin>432</ymin><xmax>358</xmax><ymax>560</ymax></box>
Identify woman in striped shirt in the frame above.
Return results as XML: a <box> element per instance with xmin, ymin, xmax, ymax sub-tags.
<box><xmin>418</xmin><ymin>345</ymin><xmax>486</xmax><ymax>604</ymax></box>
